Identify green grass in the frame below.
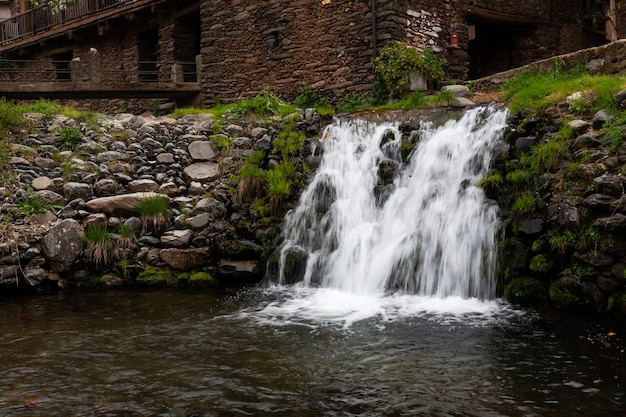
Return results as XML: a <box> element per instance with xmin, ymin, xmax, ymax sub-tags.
<box><xmin>520</xmin><ymin>137</ymin><xmax>570</xmax><ymax>175</ymax></box>
<box><xmin>502</xmin><ymin>63</ymin><xmax>625</xmax><ymax>115</ymax></box>
<box><xmin>17</xmin><ymin>195</ymin><xmax>59</xmax><ymax>215</ymax></box>
<box><xmin>511</xmin><ymin>193</ymin><xmax>537</xmax><ymax>216</ymax></box>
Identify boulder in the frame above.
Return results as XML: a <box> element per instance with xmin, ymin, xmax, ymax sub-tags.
<box><xmin>218</xmin><ymin>259</ymin><xmax>261</xmax><ymax>280</ymax></box>
<box><xmin>63</xmin><ymin>182</ymin><xmax>93</xmax><ymax>201</ymax></box>
<box><xmin>32</xmin><ymin>176</ymin><xmax>54</xmax><ymax>191</ymax></box>
<box><xmin>442</xmin><ymin>84</ymin><xmax>471</xmax><ymax>98</ymax></box>
<box><xmin>159</xmin><ymin>247</ymin><xmax>210</xmax><ymax>270</ymax></box>
<box><xmin>85</xmin><ymin>192</ymin><xmax>164</xmax><ymax>216</ymax></box>
<box><xmin>41</xmin><ymin>219</ymin><xmax>85</xmax><ymax>272</ymax></box>
<box><xmin>160</xmin><ymin>229</ymin><xmax>194</xmax><ymax>248</ymax></box>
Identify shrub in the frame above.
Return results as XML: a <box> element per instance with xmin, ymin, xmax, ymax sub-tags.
<box><xmin>374</xmin><ymin>42</ymin><xmax>446</xmax><ymax>96</ymax></box>
<box><xmin>295</xmin><ymin>85</ymin><xmax>318</xmax><ymax>109</ymax></box>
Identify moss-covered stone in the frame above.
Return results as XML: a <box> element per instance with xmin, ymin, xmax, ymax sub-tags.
<box><xmin>607</xmin><ymin>292</ymin><xmax>626</xmax><ymax>314</ymax></box>
<box><xmin>497</xmin><ymin>238</ymin><xmax>529</xmax><ymax>279</ymax></box>
<box><xmin>549</xmin><ymin>276</ymin><xmax>584</xmax><ymax>308</ymax></box>
<box><xmin>504</xmin><ymin>277</ymin><xmax>546</xmax><ymax>305</ymax></box>
<box><xmin>188</xmin><ymin>271</ymin><xmax>218</xmax><ymax>287</ymax></box>
<box><xmin>529</xmin><ymin>254</ymin><xmax>554</xmax><ymax>274</ymax></box>
<box><xmin>136</xmin><ymin>267</ymin><xmax>178</xmax><ymax>286</ymax></box>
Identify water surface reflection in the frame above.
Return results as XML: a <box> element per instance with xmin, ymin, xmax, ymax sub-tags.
<box><xmin>0</xmin><ymin>289</ymin><xmax>623</xmax><ymax>416</ymax></box>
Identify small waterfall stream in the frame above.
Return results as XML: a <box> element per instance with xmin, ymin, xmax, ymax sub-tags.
<box><xmin>273</xmin><ymin>106</ymin><xmax>509</xmax><ymax>302</ymax></box>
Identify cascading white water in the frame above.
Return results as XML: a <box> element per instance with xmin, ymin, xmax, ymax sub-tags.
<box><xmin>274</xmin><ymin>106</ymin><xmax>508</xmax><ymax>302</ymax></box>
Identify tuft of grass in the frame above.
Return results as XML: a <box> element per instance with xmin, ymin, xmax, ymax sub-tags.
<box><xmin>520</xmin><ymin>137</ymin><xmax>570</xmax><ymax>174</ymax></box>
<box><xmin>55</xmin><ymin>126</ymin><xmax>84</xmax><ymax>151</ymax></box>
<box><xmin>511</xmin><ymin>193</ymin><xmax>537</xmax><ymax>216</ymax></box>
<box><xmin>135</xmin><ymin>196</ymin><xmax>171</xmax><ymax>235</ymax></box>
<box><xmin>273</xmin><ymin>129</ymin><xmax>305</xmax><ymax>160</ymax></box>
<box><xmin>238</xmin><ymin>165</ymin><xmax>266</xmax><ymax>203</ymax></box>
<box><xmin>231</xmin><ymin>90</ymin><xmax>298</xmax><ymax>118</ymax></box>
<box><xmin>84</xmin><ymin>224</ymin><xmax>117</xmax><ymax>267</ymax></box>
<box><xmin>18</xmin><ymin>195</ymin><xmax>59</xmax><ymax>215</ymax></box>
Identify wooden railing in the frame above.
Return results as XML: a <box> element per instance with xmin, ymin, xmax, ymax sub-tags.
<box><xmin>0</xmin><ymin>0</ymin><xmax>135</xmax><ymax>45</ymax></box>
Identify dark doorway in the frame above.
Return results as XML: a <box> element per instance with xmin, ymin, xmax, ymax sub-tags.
<box><xmin>173</xmin><ymin>10</ymin><xmax>201</xmax><ymax>82</ymax></box>
<box><xmin>467</xmin><ymin>17</ymin><xmax>535</xmax><ymax>79</ymax></box>
<box><xmin>52</xmin><ymin>52</ymin><xmax>72</xmax><ymax>81</ymax></box>
<box><xmin>137</xmin><ymin>28</ymin><xmax>159</xmax><ymax>82</ymax></box>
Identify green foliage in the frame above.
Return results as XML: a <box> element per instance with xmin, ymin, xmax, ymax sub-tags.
<box><xmin>274</xmin><ymin>129</ymin><xmax>305</xmax><ymax>160</ymax></box>
<box><xmin>231</xmin><ymin>90</ymin><xmax>297</xmax><ymax>118</ymax></box>
<box><xmin>55</xmin><ymin>126</ymin><xmax>84</xmax><ymax>151</ymax></box>
<box><xmin>504</xmin><ymin>277</ymin><xmax>545</xmax><ymax>305</ymax></box>
<box><xmin>295</xmin><ymin>85</ymin><xmax>318</xmax><ymax>109</ymax></box>
<box><xmin>503</xmin><ymin>62</ymin><xmax>624</xmax><ymax>116</ymax></box>
<box><xmin>266</xmin><ymin>162</ymin><xmax>297</xmax><ymax>216</ymax></box>
<box><xmin>599</xmin><ymin>110</ymin><xmax>626</xmax><ymax>149</ymax></box>
<box><xmin>372</xmin><ymin>72</ymin><xmax>390</xmax><ymax>105</ymax></box>
<box><xmin>505</xmin><ymin>169</ymin><xmax>530</xmax><ymax>186</ymax></box>
<box><xmin>211</xmin><ymin>134</ymin><xmax>233</xmax><ymax>150</ymax></box>
<box><xmin>136</xmin><ymin>267</ymin><xmax>178</xmax><ymax>286</ymax></box>
<box><xmin>17</xmin><ymin>195</ymin><xmax>59</xmax><ymax>215</ymax></box>
<box><xmin>374</xmin><ymin>42</ymin><xmax>446</xmax><ymax>97</ymax></box>
<box><xmin>188</xmin><ymin>271</ymin><xmax>218</xmax><ymax>287</ymax></box>
<box><xmin>84</xmin><ymin>224</ymin><xmax>117</xmax><ymax>267</ymax></box>
<box><xmin>135</xmin><ymin>196</ymin><xmax>171</xmax><ymax>235</ymax></box>
<box><xmin>548</xmin><ymin>230</ymin><xmax>577</xmax><ymax>255</ymax></box>
<box><xmin>0</xmin><ymin>98</ymin><xmax>26</xmax><ymax>134</ymax></box>
<box><xmin>549</xmin><ymin>278</ymin><xmax>583</xmax><ymax>308</ymax></box>
<box><xmin>336</xmin><ymin>94</ymin><xmax>368</xmax><ymax>112</ymax></box>
<box><xmin>238</xmin><ymin>165</ymin><xmax>266</xmax><ymax>203</ymax></box>
<box><xmin>511</xmin><ymin>193</ymin><xmax>536</xmax><ymax>216</ymax></box>
<box><xmin>520</xmin><ymin>137</ymin><xmax>569</xmax><ymax>174</ymax></box>
<box><xmin>245</xmin><ymin>150</ymin><xmax>266</xmax><ymax>166</ymax></box>
<box><xmin>478</xmin><ymin>172</ymin><xmax>503</xmax><ymax>194</ymax></box>
<box><xmin>529</xmin><ymin>254</ymin><xmax>553</xmax><ymax>273</ymax></box>
<box><xmin>549</xmin><ymin>227</ymin><xmax>611</xmax><ymax>255</ymax></box>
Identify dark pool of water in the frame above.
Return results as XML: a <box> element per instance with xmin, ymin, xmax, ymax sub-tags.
<box><xmin>0</xmin><ymin>288</ymin><xmax>623</xmax><ymax>416</ymax></box>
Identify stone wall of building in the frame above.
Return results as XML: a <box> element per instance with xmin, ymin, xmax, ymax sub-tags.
<box><xmin>199</xmin><ymin>0</ymin><xmax>611</xmax><ymax>104</ymax></box>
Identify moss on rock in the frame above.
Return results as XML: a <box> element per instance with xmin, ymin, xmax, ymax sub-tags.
<box><xmin>136</xmin><ymin>267</ymin><xmax>178</xmax><ymax>286</ymax></box>
<box><xmin>549</xmin><ymin>276</ymin><xmax>584</xmax><ymax>308</ymax></box>
<box><xmin>504</xmin><ymin>277</ymin><xmax>546</xmax><ymax>305</ymax></box>
<box><xmin>529</xmin><ymin>254</ymin><xmax>554</xmax><ymax>274</ymax></box>
<box><xmin>188</xmin><ymin>271</ymin><xmax>218</xmax><ymax>287</ymax></box>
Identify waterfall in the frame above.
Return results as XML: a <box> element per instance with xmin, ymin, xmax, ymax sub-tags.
<box><xmin>272</xmin><ymin>106</ymin><xmax>508</xmax><ymax>301</ymax></box>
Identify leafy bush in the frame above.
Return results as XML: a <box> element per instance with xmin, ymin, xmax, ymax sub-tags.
<box><xmin>374</xmin><ymin>42</ymin><xmax>446</xmax><ymax>96</ymax></box>
<box><xmin>295</xmin><ymin>85</ymin><xmax>318</xmax><ymax>109</ymax></box>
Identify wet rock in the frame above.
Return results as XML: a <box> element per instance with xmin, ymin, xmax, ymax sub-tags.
<box><xmin>593</xmin><ymin>174</ymin><xmax>622</xmax><ymax>197</ymax></box>
<box><xmin>218</xmin><ymin>259</ymin><xmax>261</xmax><ymax>280</ymax></box>
<box><xmin>22</xmin><ymin>267</ymin><xmax>48</xmax><ymax>286</ymax></box>
<box><xmin>41</xmin><ymin>219</ymin><xmax>85</xmax><ymax>272</ymax></box>
<box><xmin>568</xmin><ymin>119</ymin><xmax>590</xmax><ymax>134</ymax></box>
<box><xmin>517</xmin><ymin>218</ymin><xmax>543</xmax><ymax>236</ymax></box>
<box><xmin>593</xmin><ymin>213</ymin><xmax>626</xmax><ymax>232</ymax></box>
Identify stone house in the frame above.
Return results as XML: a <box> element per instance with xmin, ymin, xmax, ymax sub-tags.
<box><xmin>0</xmin><ymin>0</ymin><xmax>623</xmax><ymax>107</ymax></box>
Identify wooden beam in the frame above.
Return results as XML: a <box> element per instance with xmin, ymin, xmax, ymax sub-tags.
<box><xmin>467</xmin><ymin>6</ymin><xmax>546</xmax><ymax>25</ymax></box>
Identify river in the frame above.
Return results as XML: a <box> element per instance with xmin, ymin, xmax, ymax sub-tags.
<box><xmin>0</xmin><ymin>288</ymin><xmax>623</xmax><ymax>416</ymax></box>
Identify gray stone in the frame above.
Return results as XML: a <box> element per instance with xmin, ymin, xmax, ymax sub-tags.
<box><xmin>32</xmin><ymin>176</ymin><xmax>54</xmax><ymax>191</ymax></box>
<box><xmin>185</xmin><ymin>212</ymin><xmax>213</xmax><ymax>230</ymax></box>
<box><xmin>442</xmin><ymin>84</ymin><xmax>471</xmax><ymax>98</ymax></box>
<box><xmin>159</xmin><ymin>182</ymin><xmax>179</xmax><ymax>197</ymax></box>
<box><xmin>586</xmin><ymin>58</ymin><xmax>605</xmax><ymax>74</ymax></box>
<box><xmin>250</xmin><ymin>127</ymin><xmax>268</xmax><ymax>139</ymax></box>
<box><xmin>96</xmin><ymin>151</ymin><xmax>126</xmax><ymax>163</ymax></box>
<box><xmin>30</xmin><ymin>211</ymin><xmax>57</xmax><ymax>225</ymax></box>
<box><xmin>188</xmin><ymin>140</ymin><xmax>216</xmax><ymax>161</ymax></box>
<box><xmin>517</xmin><ymin>218</ymin><xmax>543</xmax><ymax>235</ymax></box>
<box><xmin>592</xmin><ymin>109</ymin><xmax>614</xmax><ymax>130</ymax></box>
<box><xmin>567</xmin><ymin>119</ymin><xmax>590</xmax><ymax>134</ymax></box>
<box><xmin>93</xmin><ymin>178</ymin><xmax>120</xmax><ymax>197</ymax></box>
<box><xmin>156</xmin><ymin>152</ymin><xmax>175</xmax><ymax>164</ymax></box>
<box><xmin>159</xmin><ymin>247</ymin><xmax>209</xmax><ymax>270</ymax></box>
<box><xmin>85</xmin><ymin>192</ymin><xmax>165</xmax><ymax>216</ymax></box>
<box><xmin>127</xmin><ymin>179</ymin><xmax>159</xmax><ymax>193</ymax></box>
<box><xmin>183</xmin><ymin>162</ymin><xmax>220</xmax><ymax>183</ymax></box>
<box><xmin>593</xmin><ymin>213</ymin><xmax>626</xmax><ymax>232</ymax></box>
<box><xmin>82</xmin><ymin>213</ymin><xmax>108</xmax><ymax>228</ymax></box>
<box><xmin>160</xmin><ymin>229</ymin><xmax>194</xmax><ymax>248</ymax></box>
<box><xmin>572</xmin><ymin>135</ymin><xmax>602</xmax><ymax>149</ymax></box>
<box><xmin>593</xmin><ymin>174</ymin><xmax>622</xmax><ymax>197</ymax></box>
<box><xmin>63</xmin><ymin>182</ymin><xmax>93</xmax><ymax>201</ymax></box>
<box><xmin>41</xmin><ymin>219</ymin><xmax>85</xmax><ymax>272</ymax></box>
<box><xmin>35</xmin><ymin>190</ymin><xmax>67</xmax><ymax>206</ymax></box>
<box><xmin>194</xmin><ymin>198</ymin><xmax>226</xmax><ymax>214</ymax></box>
<box><xmin>582</xmin><ymin>193</ymin><xmax>615</xmax><ymax>213</ymax></box>
<box><xmin>22</xmin><ymin>267</ymin><xmax>48</xmax><ymax>286</ymax></box>
<box><xmin>452</xmin><ymin>97</ymin><xmax>474</xmax><ymax>107</ymax></box>
<box><xmin>515</xmin><ymin>136</ymin><xmax>537</xmax><ymax>151</ymax></box>
<box><xmin>33</xmin><ymin>157</ymin><xmax>56</xmax><ymax>170</ymax></box>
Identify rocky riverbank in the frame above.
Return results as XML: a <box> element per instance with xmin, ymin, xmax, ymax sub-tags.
<box><xmin>1</xmin><ymin>107</ymin><xmax>323</xmax><ymax>289</ymax></box>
